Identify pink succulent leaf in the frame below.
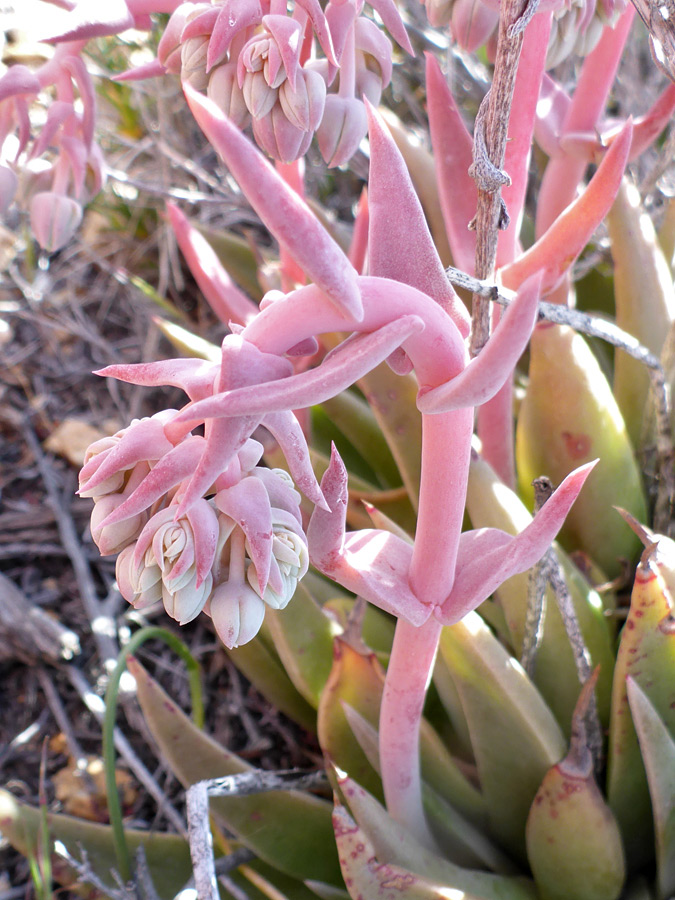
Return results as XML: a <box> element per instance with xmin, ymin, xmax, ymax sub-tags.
<box><xmin>417</xmin><ymin>273</ymin><xmax>541</xmax><ymax>414</ymax></box>
<box><xmin>173</xmin><ymin>415</ymin><xmax>259</xmax><ymax>517</ymax></box>
<box><xmin>286</xmin><ymin>336</ymin><xmax>319</xmax><ymax>357</ymax></box>
<box><xmin>349</xmin><ymin>187</ymin><xmax>369</xmax><ymax>274</ymax></box>
<box><xmin>28</xmin><ymin>102</ymin><xmax>72</xmax><ymax>162</ymax></box>
<box><xmin>366</xmin><ymin>102</ymin><xmax>470</xmax><ymax>336</ymax></box>
<box><xmin>262</xmin><ymin>16</ymin><xmax>304</xmax><ymax>92</ymax></box>
<box><xmin>113</xmin><ymin>59</ymin><xmax>168</xmax><ymax>82</ymax></box>
<box><xmin>306</xmin><ymin>443</ymin><xmax>348</xmax><ymax>563</ymax></box>
<box><xmin>498</xmin><ymin>11</ymin><xmax>551</xmax><ymax>267</ymax></box>
<box><xmin>173</xmin><ymin>316</ymin><xmax>425</xmax><ymax>422</ymax></box>
<box><xmin>37</xmin><ymin>0</ymin><xmax>134</xmax><ymax>42</ymax></box>
<box><xmin>534</xmin><ymin>74</ymin><xmax>571</xmax><ymax>158</ymax></box>
<box><xmin>262</xmin><ymin>410</ymin><xmax>328</xmax><ymax>510</ymax></box>
<box><xmin>367</xmin><ymin>0</ymin><xmax>413</xmax><ymax>54</ymax></box>
<box><xmin>354</xmin><ymin>18</ymin><xmax>393</xmax><ymax>87</ymax></box>
<box><xmin>425</xmin><ymin>53</ymin><xmax>477</xmax><ymax>276</ymax></box>
<box><xmin>79</xmin><ymin>417</ymin><xmax>177</xmax><ymax>495</ymax></box>
<box><xmin>604</xmin><ymin>83</ymin><xmax>675</xmax><ymax>161</ymax></box>
<box><xmin>294</xmin><ymin>0</ymin><xmax>338</xmax><ymax>65</ymax></box>
<box><xmin>185</xmin><ymin>499</ymin><xmax>220</xmax><ymax>585</ymax></box>
<box><xmin>386</xmin><ymin>347</ymin><xmax>413</xmax><ymax>375</ymax></box>
<box><xmin>325</xmin><ymin>1</ymin><xmax>358</xmax><ymax>64</ymax></box>
<box><xmin>62</xmin><ymin>55</ymin><xmax>96</xmax><ymax>148</ymax></box>
<box><xmin>127</xmin><ymin>1</ymin><xmax>186</xmax><ymax>15</ymax></box>
<box><xmin>307</xmin><ymin>445</ymin><xmax>430</xmax><ymax>625</ymax></box>
<box><xmin>60</xmin><ymin>136</ymin><xmax>88</xmax><ymax>197</ymax></box>
<box><xmin>338</xmin><ymin>530</ymin><xmax>431</xmax><ymax>625</ymax></box>
<box><xmin>96</xmin><ymin>359</ymin><xmax>219</xmax><ymax>401</ymax></box>
<box><xmin>157</xmin><ymin>3</ymin><xmax>203</xmax><ymax>68</ymax></box>
<box><xmin>185</xmin><ymin>86</ymin><xmax>362</xmax><ymax>320</ymax></box>
<box><xmin>451</xmin><ymin>0</ymin><xmax>499</xmax><ymax>50</ymax></box>
<box><xmin>96</xmin><ymin>436</ymin><xmax>207</xmax><ymax>529</ymax></box>
<box><xmin>217</xmin><ymin>333</ymin><xmax>293</xmax><ymax>391</ymax></box>
<box><xmin>182</xmin><ymin>6</ymin><xmax>220</xmax><ymax>42</ymax></box>
<box><xmin>208</xmin><ymin>0</ymin><xmax>263</xmax><ymax>70</ymax></box>
<box><xmin>535</xmin><ymin>7</ymin><xmax>634</xmax><ymax>237</ymax></box>
<box><xmin>14</xmin><ymin>97</ymin><xmax>32</xmax><ymax>158</ymax></box>
<box><xmin>215</xmin><ymin>476</ymin><xmax>273</xmax><ymax>594</ymax></box>
<box><xmin>0</xmin><ymin>65</ymin><xmax>41</xmax><ymax>102</ymax></box>
<box><xmin>251</xmin><ymin>467</ymin><xmax>302</xmax><ymax>524</ymax></box>
<box><xmin>238</xmin><ymin>438</ymin><xmax>264</xmax><ymax>472</ymax></box>
<box><xmin>501</xmin><ymin>119</ymin><xmax>632</xmax><ymax>294</ymax></box>
<box><xmin>435</xmin><ymin>460</ymin><xmax>597</xmax><ymax>625</ymax></box>
<box><xmin>167</xmin><ymin>203</ymin><xmax>257</xmax><ymax>326</ymax></box>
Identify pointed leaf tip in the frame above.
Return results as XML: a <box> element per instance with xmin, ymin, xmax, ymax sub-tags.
<box><xmin>183</xmin><ymin>86</ymin><xmax>362</xmax><ymax>322</ymax></box>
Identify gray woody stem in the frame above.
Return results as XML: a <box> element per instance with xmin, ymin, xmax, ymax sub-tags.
<box><xmin>469</xmin><ymin>0</ymin><xmax>539</xmax><ymax>356</ymax></box>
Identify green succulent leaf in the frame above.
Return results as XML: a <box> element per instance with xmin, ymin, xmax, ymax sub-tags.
<box><xmin>439</xmin><ymin>612</ymin><xmax>566</xmax><ymax>861</ymax></box>
<box><xmin>607</xmin><ymin>555</ymin><xmax>675</xmax><ymax>868</ymax></box>
<box><xmin>319</xmin><ymin>392</ymin><xmax>402</xmax><ymax>489</ymax></box>
<box><xmin>196</xmin><ymin>223</ymin><xmax>264</xmax><ymax>300</ymax></box>
<box><xmin>607</xmin><ymin>177</ymin><xmax>675</xmax><ymax>449</ymax></box>
<box><xmin>225</xmin><ymin>630</ymin><xmax>317</xmax><ymax>732</ymax></box>
<box><xmin>525</xmin><ymin>676</ymin><xmax>625</xmax><ymax>900</ymax></box>
<box><xmin>128</xmin><ymin>657</ymin><xmax>343</xmax><ymax>885</ymax></box>
<box><xmin>265</xmin><ymin>580</ymin><xmax>336</xmax><ymax>709</ymax></box>
<box><xmin>466</xmin><ymin>450</ymin><xmax>616</xmax><ymax>732</ymax></box>
<box><xmin>626</xmin><ymin>677</ymin><xmax>675</xmax><ymax>900</ymax></box>
<box><xmin>153</xmin><ymin>317</ymin><xmax>221</xmax><ymax>361</ymax></box>
<box><xmin>333</xmin><ymin>791</ymin><xmax>535</xmax><ymax>900</ymax></box>
<box><xmin>0</xmin><ymin>788</ymin><xmax>193</xmax><ymax>899</ymax></box>
<box><xmin>318</xmin><ymin>638</ymin><xmax>386</xmax><ymax>801</ymax></box>
<box><xmin>516</xmin><ymin>324</ymin><xmax>646</xmax><ymax>577</ymax></box>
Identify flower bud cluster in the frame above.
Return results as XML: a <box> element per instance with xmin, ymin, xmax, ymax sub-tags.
<box><xmin>0</xmin><ymin>42</ymin><xmax>105</xmax><ymax>251</ymax></box>
<box><xmin>79</xmin><ymin>394</ymin><xmax>309</xmax><ymax>648</ymax></box>
<box><xmin>151</xmin><ymin>0</ymin><xmax>405</xmax><ymax>164</ymax></box>
<box><xmin>421</xmin><ymin>0</ymin><xmax>627</xmax><ymax>65</ymax></box>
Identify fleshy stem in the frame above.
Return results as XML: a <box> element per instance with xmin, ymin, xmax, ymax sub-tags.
<box><xmin>469</xmin><ymin>0</ymin><xmax>539</xmax><ymax>356</ymax></box>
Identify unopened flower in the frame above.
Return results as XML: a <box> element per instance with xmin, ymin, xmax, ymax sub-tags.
<box><xmin>29</xmin><ymin>191</ymin><xmax>83</xmax><ymax>253</ymax></box>
<box><xmin>89</xmin><ymin>463</ymin><xmax>152</xmax><ymax>555</ymax></box>
<box><xmin>316</xmin><ymin>94</ymin><xmax>367</xmax><ymax>167</ymax></box>
<box><xmin>207</xmin><ymin>61</ymin><xmax>250</xmax><ymax>128</ymax></box>
<box><xmin>207</xmin><ymin>580</ymin><xmax>265</xmax><ymax>648</ymax></box>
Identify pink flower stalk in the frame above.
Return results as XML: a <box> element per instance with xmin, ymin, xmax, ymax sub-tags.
<box><xmin>160</xmin><ymin>88</ymin><xmax>593</xmax><ymax>843</ymax></box>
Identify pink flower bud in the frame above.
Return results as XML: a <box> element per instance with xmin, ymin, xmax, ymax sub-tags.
<box><xmin>158</xmin><ymin>2</ymin><xmax>207</xmax><ymax>73</ymax></box>
<box><xmin>278</xmin><ymin>66</ymin><xmax>326</xmax><ymax>133</ymax></box>
<box><xmin>181</xmin><ymin>35</ymin><xmax>210</xmax><ymax>90</ymax></box>
<box><xmin>90</xmin><ymin>492</ymin><xmax>148</xmax><ymax>556</ymax></box>
<box><xmin>241</xmin><ymin>70</ymin><xmax>278</xmax><ymax>119</ymax></box>
<box><xmin>123</xmin><ymin>502</ymin><xmax>219</xmax><ymax>624</ymax></box>
<box><xmin>30</xmin><ymin>191</ymin><xmax>82</xmax><ymax>252</ymax></box>
<box><xmin>316</xmin><ymin>95</ymin><xmax>367</xmax><ymax>167</ymax></box>
<box><xmin>207</xmin><ymin>580</ymin><xmax>266</xmax><ymax>648</ymax></box>
<box><xmin>207</xmin><ymin>62</ymin><xmax>250</xmax><ymax>128</ymax></box>
<box><xmin>252</xmin><ymin>105</ymin><xmax>312</xmax><ymax>163</ymax></box>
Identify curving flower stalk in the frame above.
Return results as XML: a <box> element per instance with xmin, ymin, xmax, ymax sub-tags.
<box><xmin>171</xmin><ymin>87</ymin><xmax>594</xmax><ymax>842</ymax></box>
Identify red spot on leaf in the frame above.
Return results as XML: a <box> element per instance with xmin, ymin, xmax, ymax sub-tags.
<box><xmin>562</xmin><ymin>432</ymin><xmax>592</xmax><ymax>459</ymax></box>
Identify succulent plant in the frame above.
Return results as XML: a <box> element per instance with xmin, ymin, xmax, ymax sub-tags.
<box><xmin>4</xmin><ymin>3</ymin><xmax>675</xmax><ymax>900</ymax></box>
